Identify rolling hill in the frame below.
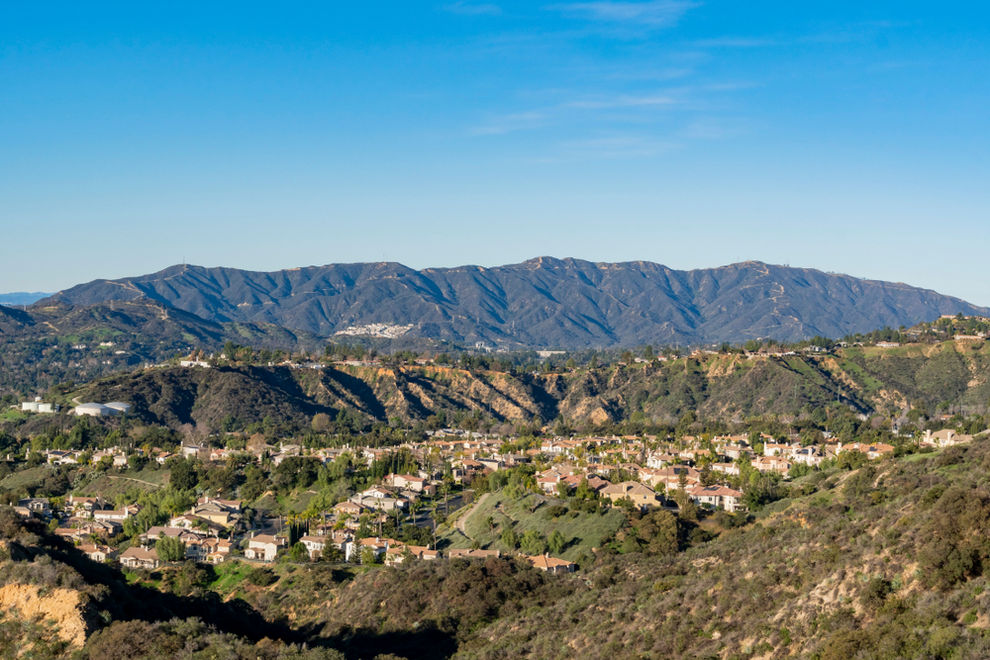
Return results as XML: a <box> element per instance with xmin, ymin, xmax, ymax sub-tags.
<box><xmin>56</xmin><ymin>338</ymin><xmax>990</xmax><ymax>432</ymax></box>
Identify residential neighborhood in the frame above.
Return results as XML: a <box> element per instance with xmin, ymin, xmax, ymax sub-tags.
<box><xmin>5</xmin><ymin>414</ymin><xmax>955</xmax><ymax>578</ymax></box>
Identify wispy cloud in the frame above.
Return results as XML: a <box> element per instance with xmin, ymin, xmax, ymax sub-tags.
<box><xmin>470</xmin><ymin>89</ymin><xmax>683</xmax><ymax>135</ymax></box>
<box><xmin>680</xmin><ymin>117</ymin><xmax>749</xmax><ymax>140</ymax></box>
<box><xmin>565</xmin><ymin>93</ymin><xmax>678</xmax><ymax>109</ymax></box>
<box><xmin>442</xmin><ymin>1</ymin><xmax>502</xmax><ymax>16</ymax></box>
<box><xmin>471</xmin><ymin>111</ymin><xmax>549</xmax><ymax>135</ymax></box>
<box><xmin>556</xmin><ymin>135</ymin><xmax>675</xmax><ymax>159</ymax></box>
<box><xmin>547</xmin><ymin>1</ymin><xmax>699</xmax><ymax>27</ymax></box>
<box><xmin>692</xmin><ymin>36</ymin><xmax>778</xmax><ymax>48</ymax></box>
<box><xmin>692</xmin><ymin>21</ymin><xmax>909</xmax><ymax>50</ymax></box>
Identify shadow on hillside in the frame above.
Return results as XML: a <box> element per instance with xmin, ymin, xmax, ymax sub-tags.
<box><xmin>5</xmin><ymin>513</ymin><xmax>460</xmax><ymax>658</ymax></box>
<box><xmin>50</xmin><ymin>544</ymin><xmax>301</xmax><ymax>644</ymax></box>
<box><xmin>322</xmin><ymin>368</ymin><xmax>389</xmax><ymax>420</ymax></box>
<box><xmin>307</xmin><ymin>624</ymin><xmax>458</xmax><ymax>660</ymax></box>
<box><xmin>252</xmin><ymin>366</ymin><xmax>336</xmax><ymax>416</ymax></box>
<box><xmin>58</xmin><ymin>543</ymin><xmax>460</xmax><ymax>657</ymax></box>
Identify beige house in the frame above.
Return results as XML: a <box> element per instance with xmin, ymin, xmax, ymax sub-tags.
<box><xmin>526</xmin><ymin>554</ymin><xmax>577</xmax><ymax>574</ymax></box>
<box><xmin>600</xmin><ymin>481</ymin><xmax>658</xmax><ymax>509</ymax></box>
<box><xmin>78</xmin><ymin>543</ymin><xmax>115</xmax><ymax>562</ymax></box>
<box><xmin>119</xmin><ymin>546</ymin><xmax>160</xmax><ymax>570</ymax></box>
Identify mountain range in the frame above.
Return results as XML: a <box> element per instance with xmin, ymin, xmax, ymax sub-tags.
<box><xmin>38</xmin><ymin>257</ymin><xmax>989</xmax><ymax>348</ymax></box>
<box><xmin>0</xmin><ymin>292</ymin><xmax>51</xmax><ymax>306</ymax></box>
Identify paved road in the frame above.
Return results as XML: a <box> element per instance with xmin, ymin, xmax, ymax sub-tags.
<box><xmin>410</xmin><ymin>492</ymin><xmax>469</xmax><ymax>529</ymax></box>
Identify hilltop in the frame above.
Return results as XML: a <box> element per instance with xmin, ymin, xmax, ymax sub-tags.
<box><xmin>27</xmin><ymin>334</ymin><xmax>988</xmax><ymax>435</ymax></box>
<box><xmin>41</xmin><ymin>258</ymin><xmax>989</xmax><ymax>348</ymax></box>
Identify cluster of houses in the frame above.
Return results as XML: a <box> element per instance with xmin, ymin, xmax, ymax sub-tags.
<box><xmin>11</xmin><ymin>420</ymin><xmax>981</xmax><ymax>577</ymax></box>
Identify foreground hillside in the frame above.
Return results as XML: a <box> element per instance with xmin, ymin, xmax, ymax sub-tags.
<box><xmin>46</xmin><ymin>337</ymin><xmax>990</xmax><ymax>433</ymax></box>
<box><xmin>43</xmin><ymin>258</ymin><xmax>989</xmax><ymax>347</ymax></box>
<box><xmin>5</xmin><ymin>438</ymin><xmax>990</xmax><ymax>658</ymax></box>
<box><xmin>462</xmin><ymin>442</ymin><xmax>990</xmax><ymax>658</ymax></box>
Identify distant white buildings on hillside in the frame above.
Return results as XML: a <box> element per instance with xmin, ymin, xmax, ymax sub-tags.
<box><xmin>21</xmin><ymin>397</ymin><xmax>56</xmax><ymax>413</ymax></box>
<box><xmin>334</xmin><ymin>322</ymin><xmax>413</xmax><ymax>338</ymax></box>
<box><xmin>73</xmin><ymin>401</ymin><xmax>133</xmax><ymax>417</ymax></box>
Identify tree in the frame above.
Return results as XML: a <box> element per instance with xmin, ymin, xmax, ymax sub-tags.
<box><xmin>360</xmin><ymin>546</ymin><xmax>380</xmax><ymax>565</ymax></box>
<box><xmin>311</xmin><ymin>413</ymin><xmax>332</xmax><ymax>433</ymax></box>
<box><xmin>156</xmin><ymin>536</ymin><xmax>186</xmax><ymax>562</ymax></box>
<box><xmin>636</xmin><ymin>509</ymin><xmax>680</xmax><ymax>555</ymax></box>
<box><xmin>288</xmin><ymin>542</ymin><xmax>309</xmax><ymax>562</ymax></box>
<box><xmin>321</xmin><ymin>543</ymin><xmax>343</xmax><ymax>563</ymax></box>
<box><xmin>548</xmin><ymin>530</ymin><xmax>567</xmax><ymax>555</ymax></box>
<box><xmin>520</xmin><ymin>529</ymin><xmax>547</xmax><ymax>556</ymax></box>
<box><xmin>500</xmin><ymin>527</ymin><xmax>519</xmax><ymax>549</ymax></box>
<box><xmin>128</xmin><ymin>454</ymin><xmax>149</xmax><ymax>472</ymax></box>
<box><xmin>170</xmin><ymin>560</ymin><xmax>214</xmax><ymax>596</ymax></box>
<box><xmin>169</xmin><ymin>459</ymin><xmax>198</xmax><ymax>491</ymax></box>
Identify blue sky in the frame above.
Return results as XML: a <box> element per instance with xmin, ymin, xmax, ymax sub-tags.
<box><xmin>2</xmin><ymin>2</ymin><xmax>989</xmax><ymax>304</ymax></box>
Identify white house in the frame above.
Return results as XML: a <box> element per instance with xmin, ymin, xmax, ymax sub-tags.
<box><xmin>687</xmin><ymin>485</ymin><xmax>744</xmax><ymax>512</ymax></box>
<box><xmin>245</xmin><ymin>534</ymin><xmax>283</xmax><ymax>562</ymax></box>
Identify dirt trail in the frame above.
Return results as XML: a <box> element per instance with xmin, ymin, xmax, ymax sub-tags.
<box><xmin>455</xmin><ymin>492</ymin><xmax>491</xmax><ymax>536</ymax></box>
<box><xmin>107</xmin><ymin>475</ymin><xmax>163</xmax><ymax>488</ymax></box>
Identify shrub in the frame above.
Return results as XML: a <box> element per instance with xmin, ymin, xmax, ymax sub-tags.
<box><xmin>246</xmin><ymin>567</ymin><xmax>277</xmax><ymax>586</ymax></box>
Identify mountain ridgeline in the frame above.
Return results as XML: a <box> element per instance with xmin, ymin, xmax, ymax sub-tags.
<box><xmin>41</xmin><ymin>258</ymin><xmax>990</xmax><ymax>348</ymax></box>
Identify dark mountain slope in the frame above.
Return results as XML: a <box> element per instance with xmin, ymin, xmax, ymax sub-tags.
<box><xmin>43</xmin><ymin>258</ymin><xmax>989</xmax><ymax>347</ymax></box>
<box><xmin>0</xmin><ymin>304</ymin><xmax>35</xmax><ymax>334</ymax></box>
<box><xmin>0</xmin><ymin>300</ymin><xmax>320</xmax><ymax>395</ymax></box>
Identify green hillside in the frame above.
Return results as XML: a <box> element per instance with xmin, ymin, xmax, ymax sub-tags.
<box><xmin>440</xmin><ymin>491</ymin><xmax>627</xmax><ymax>563</ymax></box>
<box><xmin>30</xmin><ymin>338</ymin><xmax>987</xmax><ymax>436</ymax></box>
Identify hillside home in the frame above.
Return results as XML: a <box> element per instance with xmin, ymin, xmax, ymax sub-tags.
<box><xmin>245</xmin><ymin>534</ymin><xmax>284</xmax><ymax>562</ymax></box>
<box><xmin>526</xmin><ymin>554</ymin><xmax>577</xmax><ymax>574</ymax></box>
<box><xmin>384</xmin><ymin>474</ymin><xmax>428</xmax><ymax>492</ymax></box>
<box><xmin>78</xmin><ymin>544</ymin><xmax>115</xmax><ymax>562</ymax></box>
<box><xmin>600</xmin><ymin>481</ymin><xmax>659</xmax><ymax>509</ymax></box>
<box><xmin>687</xmin><ymin>485</ymin><xmax>744</xmax><ymax>512</ymax></box>
<box><xmin>299</xmin><ymin>535</ymin><xmax>327</xmax><ymax>560</ymax></box>
<box><xmin>922</xmin><ymin>429</ymin><xmax>974</xmax><ymax>448</ymax></box>
<box><xmin>17</xmin><ymin>498</ymin><xmax>50</xmax><ymax>515</ymax></box>
<box><xmin>345</xmin><ymin>536</ymin><xmax>392</xmax><ymax>563</ymax></box>
<box><xmin>119</xmin><ymin>546</ymin><xmax>160</xmax><ymax>570</ymax></box>
<box><xmin>94</xmin><ymin>508</ymin><xmax>131</xmax><ymax>522</ymax></box>
<box><xmin>751</xmin><ymin>456</ymin><xmax>791</xmax><ymax>474</ymax></box>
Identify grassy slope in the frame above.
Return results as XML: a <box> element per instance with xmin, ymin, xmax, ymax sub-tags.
<box><xmin>73</xmin><ymin>467</ymin><xmax>169</xmax><ymax>499</ymax></box>
<box><xmin>441</xmin><ymin>492</ymin><xmax>626</xmax><ymax>563</ymax></box>
<box><xmin>0</xmin><ymin>466</ymin><xmax>51</xmax><ymax>492</ymax></box>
